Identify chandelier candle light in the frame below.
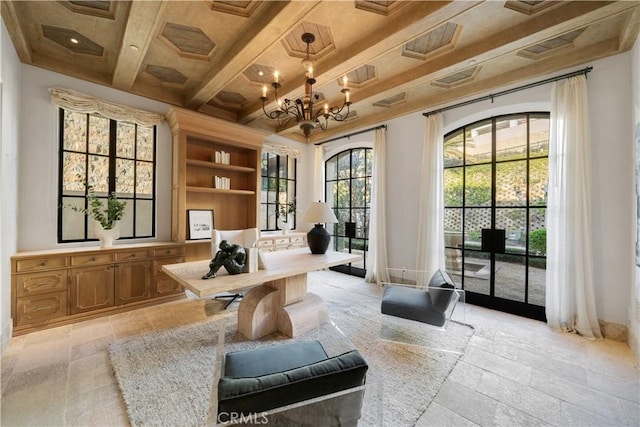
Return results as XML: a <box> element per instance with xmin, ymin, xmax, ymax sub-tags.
<box><xmin>260</xmin><ymin>33</ymin><xmax>352</xmax><ymax>139</ymax></box>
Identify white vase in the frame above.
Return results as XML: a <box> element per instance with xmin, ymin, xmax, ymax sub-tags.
<box><xmin>93</xmin><ymin>220</ymin><xmax>120</xmax><ymax>248</ymax></box>
<box><xmin>279</xmin><ymin>219</ymin><xmax>290</xmax><ymax>234</ymax></box>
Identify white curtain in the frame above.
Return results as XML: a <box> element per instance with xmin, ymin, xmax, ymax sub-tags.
<box><xmin>313</xmin><ymin>145</ymin><xmax>325</xmax><ymax>202</ymax></box>
<box><xmin>365</xmin><ymin>128</ymin><xmax>389</xmax><ymax>284</ymax></box>
<box><xmin>416</xmin><ymin>114</ymin><xmax>445</xmax><ymax>285</ymax></box>
<box><xmin>546</xmin><ymin>75</ymin><xmax>602</xmax><ymax>339</ymax></box>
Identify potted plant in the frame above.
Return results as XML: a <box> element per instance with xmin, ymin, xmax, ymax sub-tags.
<box><xmin>66</xmin><ymin>186</ymin><xmax>127</xmax><ymax>247</ymax></box>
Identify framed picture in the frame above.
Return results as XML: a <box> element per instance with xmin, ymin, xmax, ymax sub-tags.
<box><xmin>188</xmin><ymin>209</ymin><xmax>214</xmax><ymax>240</ymax></box>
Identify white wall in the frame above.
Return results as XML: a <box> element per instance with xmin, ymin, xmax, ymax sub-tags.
<box><xmin>588</xmin><ymin>53</ymin><xmax>635</xmax><ymax>327</ymax></box>
<box><xmin>17</xmin><ymin>66</ymin><xmax>173</xmax><ymax>250</ymax></box>
<box><xmin>1</xmin><ymin>20</ymin><xmax>21</xmax><ymax>351</ymax></box>
<box><xmin>383</xmin><ymin>53</ymin><xmax>635</xmax><ymax>328</ymax></box>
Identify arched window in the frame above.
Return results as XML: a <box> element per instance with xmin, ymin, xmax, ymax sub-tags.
<box><xmin>444</xmin><ymin>113</ymin><xmax>549</xmax><ymax>320</ymax></box>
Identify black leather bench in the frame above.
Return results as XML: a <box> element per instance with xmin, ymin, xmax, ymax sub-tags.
<box><xmin>218</xmin><ymin>340</ymin><xmax>368</xmax><ymax>424</ymax></box>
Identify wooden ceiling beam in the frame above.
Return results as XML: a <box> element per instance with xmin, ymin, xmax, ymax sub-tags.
<box><xmin>1</xmin><ymin>1</ymin><xmax>32</xmax><ymax>63</ymax></box>
<box><xmin>185</xmin><ymin>0</ymin><xmax>322</xmax><ymax>109</ymax></box>
<box><xmin>238</xmin><ymin>0</ymin><xmax>480</xmax><ymax>124</ymax></box>
<box><xmin>313</xmin><ymin>0</ymin><xmax>629</xmax><ymax>123</ymax></box>
<box><xmin>111</xmin><ymin>1</ymin><xmax>167</xmax><ymax>91</ymax></box>
<box><xmin>301</xmin><ymin>37</ymin><xmax>619</xmax><ymax>143</ymax></box>
<box><xmin>618</xmin><ymin>7</ymin><xmax>640</xmax><ymax>52</ymax></box>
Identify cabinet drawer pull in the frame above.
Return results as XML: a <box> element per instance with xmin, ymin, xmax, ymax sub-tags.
<box><xmin>130</xmin><ymin>254</ymin><xmax>136</xmax><ymax>258</ymax></box>
<box><xmin>34</xmin><ymin>283</ymin><xmax>48</xmax><ymax>287</ymax></box>
<box><xmin>35</xmin><ymin>305</ymin><xmax>52</xmax><ymax>311</ymax></box>
<box><xmin>165</xmin><ymin>250</ymin><xmax>171</xmax><ymax>254</ymax></box>
<box><xmin>39</xmin><ymin>262</ymin><xmax>46</xmax><ymax>266</ymax></box>
<box><xmin>90</xmin><ymin>257</ymin><xmax>96</xmax><ymax>262</ymax></box>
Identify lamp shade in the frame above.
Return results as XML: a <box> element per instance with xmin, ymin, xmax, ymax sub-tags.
<box><xmin>302</xmin><ymin>202</ymin><xmax>338</xmax><ymax>224</ymax></box>
<box><xmin>301</xmin><ymin>202</ymin><xmax>338</xmax><ymax>254</ymax></box>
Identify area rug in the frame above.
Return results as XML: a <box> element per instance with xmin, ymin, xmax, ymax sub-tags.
<box><xmin>109</xmin><ymin>274</ymin><xmax>474</xmax><ymax>427</ymax></box>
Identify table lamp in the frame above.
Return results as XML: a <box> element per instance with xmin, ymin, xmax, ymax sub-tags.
<box><xmin>302</xmin><ymin>201</ymin><xmax>338</xmax><ymax>254</ymax></box>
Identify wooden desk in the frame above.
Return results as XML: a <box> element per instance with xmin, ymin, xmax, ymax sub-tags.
<box><xmin>163</xmin><ymin>248</ymin><xmax>361</xmax><ymax>339</ymax></box>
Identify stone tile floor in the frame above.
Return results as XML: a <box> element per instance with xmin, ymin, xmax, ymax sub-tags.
<box><xmin>1</xmin><ymin>270</ymin><xmax>638</xmax><ymax>426</ymax></box>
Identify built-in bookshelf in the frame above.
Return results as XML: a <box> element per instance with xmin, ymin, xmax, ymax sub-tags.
<box><xmin>166</xmin><ymin>107</ymin><xmax>269</xmax><ymax>260</ymax></box>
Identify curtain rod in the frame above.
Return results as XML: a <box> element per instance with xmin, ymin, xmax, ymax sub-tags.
<box><xmin>314</xmin><ymin>124</ymin><xmax>387</xmax><ymax>146</ymax></box>
<box><xmin>422</xmin><ymin>66</ymin><xmax>593</xmax><ymax>117</ymax></box>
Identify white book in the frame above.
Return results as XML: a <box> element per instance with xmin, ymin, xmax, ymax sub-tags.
<box><xmin>214</xmin><ymin>151</ymin><xmax>220</xmax><ymax>163</ymax></box>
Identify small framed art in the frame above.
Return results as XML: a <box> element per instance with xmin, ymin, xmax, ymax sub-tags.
<box><xmin>188</xmin><ymin>209</ymin><xmax>214</xmax><ymax>240</ymax></box>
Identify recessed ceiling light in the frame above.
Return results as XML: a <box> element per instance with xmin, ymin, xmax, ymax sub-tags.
<box><xmin>468</xmin><ymin>59</ymin><xmax>476</xmax><ymax>66</ymax></box>
<box><xmin>258</xmin><ymin>71</ymin><xmax>264</xmax><ymax>76</ymax></box>
<box><xmin>130</xmin><ymin>45</ymin><xmax>139</xmax><ymax>51</ymax></box>
<box><xmin>69</xmin><ymin>38</ymin><xmax>80</xmax><ymax>44</ymax></box>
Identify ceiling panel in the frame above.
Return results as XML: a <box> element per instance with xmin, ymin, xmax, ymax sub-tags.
<box><xmin>2</xmin><ymin>0</ymin><xmax>637</xmax><ymax>142</ymax></box>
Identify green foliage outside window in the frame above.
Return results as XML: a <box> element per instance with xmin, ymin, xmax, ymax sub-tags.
<box><xmin>529</xmin><ymin>228</ymin><xmax>547</xmax><ymax>255</ymax></box>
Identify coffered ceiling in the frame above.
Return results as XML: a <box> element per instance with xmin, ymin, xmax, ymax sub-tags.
<box><xmin>2</xmin><ymin>1</ymin><xmax>638</xmax><ymax>143</ymax></box>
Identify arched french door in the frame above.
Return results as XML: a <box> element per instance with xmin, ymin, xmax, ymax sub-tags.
<box><xmin>325</xmin><ymin>148</ymin><xmax>372</xmax><ymax>277</ymax></box>
<box><xmin>444</xmin><ymin>113</ymin><xmax>549</xmax><ymax>320</ymax></box>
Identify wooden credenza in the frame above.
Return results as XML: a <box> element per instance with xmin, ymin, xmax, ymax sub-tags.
<box><xmin>11</xmin><ymin>242</ymin><xmax>185</xmax><ymax>335</ymax></box>
<box><xmin>258</xmin><ymin>232</ymin><xmax>307</xmax><ymax>252</ymax></box>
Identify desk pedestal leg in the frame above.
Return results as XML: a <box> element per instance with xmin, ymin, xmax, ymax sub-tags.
<box><xmin>237</xmin><ymin>273</ymin><xmax>328</xmax><ymax>339</ymax></box>
<box><xmin>278</xmin><ymin>293</ymin><xmax>328</xmax><ymax>337</ymax></box>
<box><xmin>237</xmin><ymin>286</ymin><xmax>279</xmax><ymax>340</ymax></box>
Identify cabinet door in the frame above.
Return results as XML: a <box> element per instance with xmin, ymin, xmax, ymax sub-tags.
<box><xmin>152</xmin><ymin>257</ymin><xmax>184</xmax><ymax>297</ymax></box>
<box><xmin>69</xmin><ymin>265</ymin><xmax>115</xmax><ymax>314</ymax></box>
<box><xmin>16</xmin><ymin>292</ymin><xmax>68</xmax><ymax>326</ymax></box>
<box><xmin>115</xmin><ymin>260</ymin><xmax>151</xmax><ymax>305</ymax></box>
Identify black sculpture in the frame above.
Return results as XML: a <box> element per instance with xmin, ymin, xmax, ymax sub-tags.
<box><xmin>202</xmin><ymin>240</ymin><xmax>247</xmax><ymax>279</ymax></box>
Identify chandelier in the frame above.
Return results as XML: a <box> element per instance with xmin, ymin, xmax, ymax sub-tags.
<box><xmin>260</xmin><ymin>32</ymin><xmax>352</xmax><ymax>139</ymax></box>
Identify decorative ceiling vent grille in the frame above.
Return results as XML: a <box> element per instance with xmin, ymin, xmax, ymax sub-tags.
<box><xmin>431</xmin><ymin>66</ymin><xmax>480</xmax><ymax>88</ymax></box>
<box><xmin>517</xmin><ymin>28</ymin><xmax>585</xmax><ymax>60</ymax></box>
<box><xmin>402</xmin><ymin>22</ymin><xmax>460</xmax><ymax>61</ymax></box>
<box><xmin>243</xmin><ymin>64</ymin><xmax>275</xmax><ymax>85</ymax></box>
<box><xmin>206</xmin><ymin>1</ymin><xmax>259</xmax><ymax>17</ymax></box>
<box><xmin>160</xmin><ymin>23</ymin><xmax>215</xmax><ymax>60</ymax></box>
<box><xmin>504</xmin><ymin>1</ymin><xmax>555</xmax><ymax>15</ymax></box>
<box><xmin>373</xmin><ymin>92</ymin><xmax>407</xmax><ymax>108</ymax></box>
<box><xmin>282</xmin><ymin>23</ymin><xmax>334</xmax><ymax>60</ymax></box>
<box><xmin>42</xmin><ymin>26</ymin><xmax>104</xmax><ymax>56</ymax></box>
<box><xmin>61</xmin><ymin>1</ymin><xmax>116</xmax><ymax>19</ymax></box>
<box><xmin>354</xmin><ymin>1</ymin><xmax>404</xmax><ymax>16</ymax></box>
<box><xmin>341</xmin><ymin>65</ymin><xmax>377</xmax><ymax>88</ymax></box>
<box><xmin>145</xmin><ymin>65</ymin><xmax>187</xmax><ymax>84</ymax></box>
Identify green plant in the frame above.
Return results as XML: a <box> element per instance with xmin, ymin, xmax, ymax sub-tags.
<box><xmin>529</xmin><ymin>228</ymin><xmax>546</xmax><ymax>255</ymax></box>
<box><xmin>66</xmin><ymin>186</ymin><xmax>126</xmax><ymax>230</ymax></box>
